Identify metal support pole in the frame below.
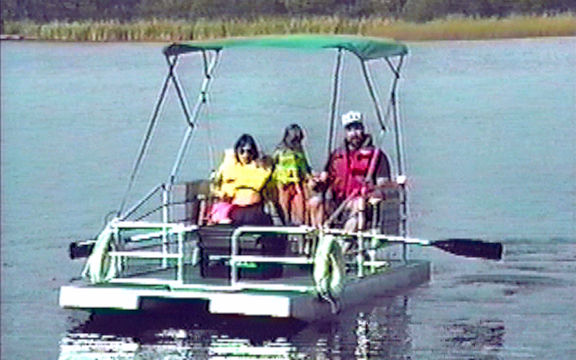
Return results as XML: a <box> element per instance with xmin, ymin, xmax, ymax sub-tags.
<box><xmin>168</xmin><ymin>50</ymin><xmax>221</xmax><ymax>188</ymax></box>
<box><xmin>327</xmin><ymin>48</ymin><xmax>343</xmax><ymax>160</ymax></box>
<box><xmin>360</xmin><ymin>60</ymin><xmax>386</xmax><ymax>132</ymax></box>
<box><xmin>357</xmin><ymin>197</ymin><xmax>365</xmax><ymax>278</ymax></box>
<box><xmin>120</xmin><ymin>183</ymin><xmax>163</xmax><ymax>221</ymax></box>
<box><xmin>386</xmin><ymin>56</ymin><xmax>405</xmax><ymax>179</ymax></box>
<box><xmin>387</xmin><ymin>56</ymin><xmax>408</xmax><ymax>262</ymax></box>
<box><xmin>231</xmin><ymin>229</ymin><xmax>238</xmax><ymax>286</ymax></box>
<box><xmin>113</xmin><ymin>223</ymin><xmax>123</xmax><ymax>275</ymax></box>
<box><xmin>168</xmin><ymin>57</ymin><xmax>193</xmax><ymax>128</ymax></box>
<box><xmin>118</xmin><ymin>56</ymin><xmax>179</xmax><ymax>216</ymax></box>
<box><xmin>162</xmin><ymin>185</ymin><xmax>169</xmax><ymax>268</ymax></box>
<box><xmin>177</xmin><ymin>229</ymin><xmax>184</xmax><ymax>283</ymax></box>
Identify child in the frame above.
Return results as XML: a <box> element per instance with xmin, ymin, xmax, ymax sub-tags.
<box><xmin>272</xmin><ymin>124</ymin><xmax>312</xmax><ymax>225</ymax></box>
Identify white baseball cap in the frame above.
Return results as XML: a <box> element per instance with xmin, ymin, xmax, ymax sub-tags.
<box><xmin>341</xmin><ymin>111</ymin><xmax>363</xmax><ymax>127</ymax></box>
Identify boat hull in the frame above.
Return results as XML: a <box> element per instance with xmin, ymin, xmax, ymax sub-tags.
<box><xmin>59</xmin><ymin>260</ymin><xmax>430</xmax><ymax>321</ymax></box>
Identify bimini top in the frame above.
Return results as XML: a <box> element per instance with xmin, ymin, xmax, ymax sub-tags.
<box><xmin>163</xmin><ymin>34</ymin><xmax>408</xmax><ymax>61</ymax></box>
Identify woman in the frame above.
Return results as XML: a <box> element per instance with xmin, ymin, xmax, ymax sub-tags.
<box><xmin>211</xmin><ymin>134</ymin><xmax>273</xmax><ymax>225</ymax></box>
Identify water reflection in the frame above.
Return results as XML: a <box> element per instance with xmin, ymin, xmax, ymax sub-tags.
<box><xmin>444</xmin><ymin>319</ymin><xmax>505</xmax><ymax>351</ymax></box>
<box><xmin>442</xmin><ymin>319</ymin><xmax>505</xmax><ymax>359</ymax></box>
<box><xmin>60</xmin><ymin>296</ymin><xmax>413</xmax><ymax>359</ymax></box>
<box><xmin>60</xmin><ymin>333</ymin><xmax>139</xmax><ymax>360</ymax></box>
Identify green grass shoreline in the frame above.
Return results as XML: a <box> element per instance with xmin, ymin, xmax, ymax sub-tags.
<box><xmin>2</xmin><ymin>14</ymin><xmax>575</xmax><ymax>42</ymax></box>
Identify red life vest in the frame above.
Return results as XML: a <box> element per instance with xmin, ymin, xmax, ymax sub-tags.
<box><xmin>328</xmin><ymin>146</ymin><xmax>382</xmax><ymax>202</ymax></box>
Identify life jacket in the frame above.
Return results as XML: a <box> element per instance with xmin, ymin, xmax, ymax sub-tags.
<box><xmin>213</xmin><ymin>149</ymin><xmax>272</xmax><ymax>205</ymax></box>
<box><xmin>272</xmin><ymin>148</ymin><xmax>310</xmax><ymax>185</ymax></box>
<box><xmin>328</xmin><ymin>142</ymin><xmax>381</xmax><ymax>202</ymax></box>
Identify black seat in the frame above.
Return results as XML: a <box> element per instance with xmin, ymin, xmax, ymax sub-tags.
<box><xmin>170</xmin><ymin>180</ymin><xmax>211</xmax><ymax>225</ymax></box>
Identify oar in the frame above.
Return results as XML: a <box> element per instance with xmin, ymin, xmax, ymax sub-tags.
<box><xmin>69</xmin><ymin>240</ymin><xmax>96</xmax><ymax>259</ymax></box>
<box><xmin>324</xmin><ymin>229</ymin><xmax>503</xmax><ymax>261</ymax></box>
<box><xmin>425</xmin><ymin>238</ymin><xmax>503</xmax><ymax>261</ymax></box>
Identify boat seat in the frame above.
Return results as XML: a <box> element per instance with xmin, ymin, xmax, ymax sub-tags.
<box><xmin>169</xmin><ymin>180</ymin><xmax>211</xmax><ymax>225</ymax></box>
<box><xmin>326</xmin><ymin>186</ymin><xmax>402</xmax><ymax>234</ymax></box>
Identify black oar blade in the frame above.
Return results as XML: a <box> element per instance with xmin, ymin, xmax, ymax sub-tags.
<box><xmin>432</xmin><ymin>239</ymin><xmax>503</xmax><ymax>260</ymax></box>
<box><xmin>69</xmin><ymin>240</ymin><xmax>96</xmax><ymax>259</ymax></box>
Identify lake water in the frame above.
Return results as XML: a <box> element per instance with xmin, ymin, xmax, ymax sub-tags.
<box><xmin>1</xmin><ymin>37</ymin><xmax>575</xmax><ymax>359</ymax></box>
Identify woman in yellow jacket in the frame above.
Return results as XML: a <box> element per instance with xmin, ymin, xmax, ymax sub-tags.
<box><xmin>212</xmin><ymin>134</ymin><xmax>273</xmax><ymax>225</ymax></box>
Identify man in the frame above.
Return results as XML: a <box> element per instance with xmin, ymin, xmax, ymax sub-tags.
<box><xmin>322</xmin><ymin>111</ymin><xmax>392</xmax><ymax>231</ymax></box>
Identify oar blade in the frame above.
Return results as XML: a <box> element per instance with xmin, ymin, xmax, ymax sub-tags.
<box><xmin>69</xmin><ymin>240</ymin><xmax>96</xmax><ymax>259</ymax></box>
<box><xmin>432</xmin><ymin>239</ymin><xmax>503</xmax><ymax>260</ymax></box>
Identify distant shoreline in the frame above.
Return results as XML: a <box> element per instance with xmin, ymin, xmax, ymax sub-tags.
<box><xmin>0</xmin><ymin>34</ymin><xmax>33</xmax><ymax>40</ymax></box>
<box><xmin>2</xmin><ymin>14</ymin><xmax>575</xmax><ymax>42</ymax></box>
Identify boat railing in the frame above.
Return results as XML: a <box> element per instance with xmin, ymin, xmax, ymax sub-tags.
<box><xmin>99</xmin><ymin>221</ymin><xmax>318</xmax><ymax>292</ymax></box>
<box><xmin>228</xmin><ymin>226</ymin><xmax>317</xmax><ymax>289</ymax></box>
<box><xmin>104</xmin><ymin>220</ymin><xmax>197</xmax><ymax>284</ymax></box>
<box><xmin>95</xmin><ymin>202</ymin><xmax>408</xmax><ymax>291</ymax></box>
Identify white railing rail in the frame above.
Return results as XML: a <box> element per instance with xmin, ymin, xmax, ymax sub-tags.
<box><xmin>107</xmin><ymin>220</ymin><xmax>197</xmax><ymax>283</ymax></box>
<box><xmin>228</xmin><ymin>226</ymin><xmax>317</xmax><ymax>286</ymax></box>
<box><xmin>100</xmin><ymin>221</ymin><xmax>407</xmax><ymax>288</ymax></box>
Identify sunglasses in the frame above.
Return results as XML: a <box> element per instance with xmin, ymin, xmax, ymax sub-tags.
<box><xmin>238</xmin><ymin>147</ymin><xmax>254</xmax><ymax>155</ymax></box>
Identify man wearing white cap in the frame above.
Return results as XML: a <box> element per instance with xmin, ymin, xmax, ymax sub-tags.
<box><xmin>318</xmin><ymin>111</ymin><xmax>392</xmax><ymax>230</ymax></box>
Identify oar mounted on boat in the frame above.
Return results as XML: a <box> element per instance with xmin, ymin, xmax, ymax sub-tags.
<box><xmin>325</xmin><ymin>229</ymin><xmax>504</xmax><ymax>261</ymax></box>
<box><xmin>69</xmin><ymin>240</ymin><xmax>96</xmax><ymax>259</ymax></box>
<box><xmin>431</xmin><ymin>238</ymin><xmax>503</xmax><ymax>261</ymax></box>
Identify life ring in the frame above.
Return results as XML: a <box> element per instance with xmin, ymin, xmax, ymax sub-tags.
<box><xmin>82</xmin><ymin>225</ymin><xmax>119</xmax><ymax>284</ymax></box>
<box><xmin>313</xmin><ymin>234</ymin><xmax>345</xmax><ymax>313</ymax></box>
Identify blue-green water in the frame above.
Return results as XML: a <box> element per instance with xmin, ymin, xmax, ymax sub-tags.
<box><xmin>1</xmin><ymin>37</ymin><xmax>575</xmax><ymax>359</ymax></box>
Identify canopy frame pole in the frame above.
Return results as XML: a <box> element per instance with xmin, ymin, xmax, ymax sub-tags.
<box><xmin>118</xmin><ymin>55</ymin><xmax>179</xmax><ymax>216</ymax></box>
<box><xmin>379</xmin><ymin>62</ymin><xmax>399</xmax><ymax>137</ymax></box>
<box><xmin>384</xmin><ymin>56</ymin><xmax>402</xmax><ymax>79</ymax></box>
<box><xmin>360</xmin><ymin>59</ymin><xmax>386</xmax><ymax>132</ymax></box>
<box><xmin>385</xmin><ymin>56</ymin><xmax>406</xmax><ymax>179</ymax></box>
<box><xmin>202</xmin><ymin>50</ymin><xmax>217</xmax><ymax>171</ymax></box>
<box><xmin>386</xmin><ymin>55</ymin><xmax>409</xmax><ymax>261</ymax></box>
<box><xmin>168</xmin><ymin>49</ymin><xmax>221</xmax><ymax>188</ymax></box>
<box><xmin>169</xmin><ymin>56</ymin><xmax>193</xmax><ymax>127</ymax></box>
<box><xmin>120</xmin><ymin>183</ymin><xmax>164</xmax><ymax>221</ymax></box>
<box><xmin>327</xmin><ymin>48</ymin><xmax>343</xmax><ymax>159</ymax></box>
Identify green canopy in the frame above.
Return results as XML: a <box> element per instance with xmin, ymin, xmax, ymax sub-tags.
<box><xmin>163</xmin><ymin>34</ymin><xmax>408</xmax><ymax>60</ymax></box>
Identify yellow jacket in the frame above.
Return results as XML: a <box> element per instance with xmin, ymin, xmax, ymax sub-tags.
<box><xmin>213</xmin><ymin>149</ymin><xmax>272</xmax><ymax>206</ymax></box>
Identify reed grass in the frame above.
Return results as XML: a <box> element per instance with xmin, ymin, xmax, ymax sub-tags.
<box><xmin>368</xmin><ymin>14</ymin><xmax>576</xmax><ymax>40</ymax></box>
<box><xmin>2</xmin><ymin>14</ymin><xmax>575</xmax><ymax>42</ymax></box>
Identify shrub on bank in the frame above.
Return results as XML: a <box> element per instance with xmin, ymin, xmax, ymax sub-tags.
<box><xmin>2</xmin><ymin>14</ymin><xmax>575</xmax><ymax>42</ymax></box>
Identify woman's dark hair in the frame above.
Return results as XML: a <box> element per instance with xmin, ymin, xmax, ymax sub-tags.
<box><xmin>279</xmin><ymin>124</ymin><xmax>305</xmax><ymax>151</ymax></box>
<box><xmin>234</xmin><ymin>134</ymin><xmax>259</xmax><ymax>162</ymax></box>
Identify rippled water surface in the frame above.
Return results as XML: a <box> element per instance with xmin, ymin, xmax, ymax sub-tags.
<box><xmin>1</xmin><ymin>37</ymin><xmax>575</xmax><ymax>359</ymax></box>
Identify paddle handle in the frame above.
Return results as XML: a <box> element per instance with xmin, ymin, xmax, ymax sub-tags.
<box><xmin>324</xmin><ymin>228</ymin><xmax>431</xmax><ymax>246</ymax></box>
<box><xmin>323</xmin><ymin>229</ymin><xmax>502</xmax><ymax>260</ymax></box>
